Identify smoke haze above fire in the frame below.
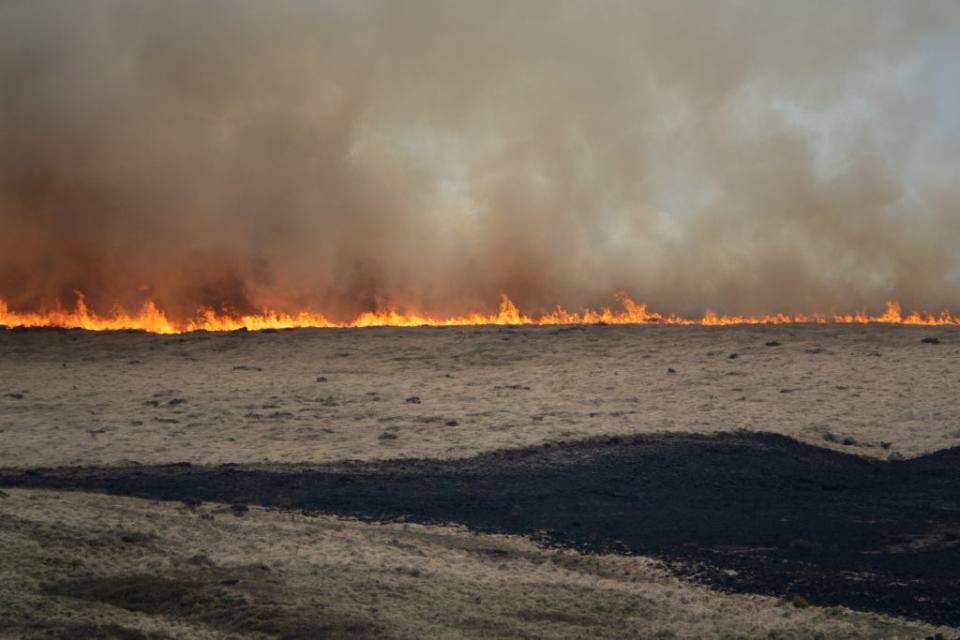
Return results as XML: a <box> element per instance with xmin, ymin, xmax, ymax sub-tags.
<box><xmin>1</xmin><ymin>0</ymin><xmax>959</xmax><ymax>320</ymax></box>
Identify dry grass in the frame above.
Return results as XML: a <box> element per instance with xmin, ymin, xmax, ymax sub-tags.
<box><xmin>1</xmin><ymin>489</ymin><xmax>952</xmax><ymax>640</ymax></box>
<box><xmin>2</xmin><ymin>324</ymin><xmax>957</xmax><ymax>470</ymax></box>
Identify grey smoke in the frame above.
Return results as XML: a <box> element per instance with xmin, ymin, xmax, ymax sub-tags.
<box><xmin>1</xmin><ymin>0</ymin><xmax>958</xmax><ymax>320</ymax></box>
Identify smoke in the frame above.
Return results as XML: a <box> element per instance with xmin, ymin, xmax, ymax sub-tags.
<box><xmin>1</xmin><ymin>0</ymin><xmax>958</xmax><ymax>319</ymax></box>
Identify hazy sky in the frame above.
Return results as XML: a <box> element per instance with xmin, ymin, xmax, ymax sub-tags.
<box><xmin>1</xmin><ymin>0</ymin><xmax>958</xmax><ymax>319</ymax></box>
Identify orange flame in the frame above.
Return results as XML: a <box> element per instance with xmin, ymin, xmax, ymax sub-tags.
<box><xmin>1</xmin><ymin>293</ymin><xmax>958</xmax><ymax>334</ymax></box>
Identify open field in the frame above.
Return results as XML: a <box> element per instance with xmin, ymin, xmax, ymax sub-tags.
<box><xmin>1</xmin><ymin>324</ymin><xmax>959</xmax><ymax>469</ymax></box>
<box><xmin>2</xmin><ymin>324</ymin><xmax>959</xmax><ymax>638</ymax></box>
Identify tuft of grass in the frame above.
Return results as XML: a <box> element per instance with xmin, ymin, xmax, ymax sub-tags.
<box><xmin>46</xmin><ymin>574</ymin><xmax>243</xmax><ymax>617</ymax></box>
<box><xmin>46</xmin><ymin>569</ymin><xmax>389</xmax><ymax>640</ymax></box>
<box><xmin>21</xmin><ymin>621</ymin><xmax>174</xmax><ymax>640</ymax></box>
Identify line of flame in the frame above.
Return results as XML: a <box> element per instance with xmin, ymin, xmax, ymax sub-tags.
<box><xmin>1</xmin><ymin>293</ymin><xmax>958</xmax><ymax>334</ymax></box>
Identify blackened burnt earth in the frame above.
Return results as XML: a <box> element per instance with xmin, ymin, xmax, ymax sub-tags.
<box><xmin>2</xmin><ymin>432</ymin><xmax>959</xmax><ymax>626</ymax></box>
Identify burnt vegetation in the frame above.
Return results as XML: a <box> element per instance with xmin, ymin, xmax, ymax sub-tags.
<box><xmin>4</xmin><ymin>431</ymin><xmax>960</xmax><ymax>626</ymax></box>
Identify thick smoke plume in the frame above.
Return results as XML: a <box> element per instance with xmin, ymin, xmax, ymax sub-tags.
<box><xmin>2</xmin><ymin>0</ymin><xmax>959</xmax><ymax>320</ymax></box>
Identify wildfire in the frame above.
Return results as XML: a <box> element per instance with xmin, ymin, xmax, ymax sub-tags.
<box><xmin>0</xmin><ymin>294</ymin><xmax>958</xmax><ymax>334</ymax></box>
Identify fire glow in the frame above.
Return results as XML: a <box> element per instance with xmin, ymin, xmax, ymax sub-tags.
<box><xmin>1</xmin><ymin>294</ymin><xmax>959</xmax><ymax>334</ymax></box>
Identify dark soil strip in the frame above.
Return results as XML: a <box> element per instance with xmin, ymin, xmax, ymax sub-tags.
<box><xmin>3</xmin><ymin>432</ymin><xmax>959</xmax><ymax>626</ymax></box>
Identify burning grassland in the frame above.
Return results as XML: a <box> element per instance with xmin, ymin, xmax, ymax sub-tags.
<box><xmin>2</xmin><ymin>294</ymin><xmax>959</xmax><ymax>334</ymax></box>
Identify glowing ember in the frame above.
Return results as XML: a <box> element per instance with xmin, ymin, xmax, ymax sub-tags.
<box><xmin>0</xmin><ymin>293</ymin><xmax>957</xmax><ymax>334</ymax></box>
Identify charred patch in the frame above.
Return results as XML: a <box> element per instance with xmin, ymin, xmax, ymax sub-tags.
<box><xmin>4</xmin><ymin>432</ymin><xmax>960</xmax><ymax>626</ymax></box>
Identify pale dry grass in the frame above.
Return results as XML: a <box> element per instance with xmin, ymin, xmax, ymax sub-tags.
<box><xmin>1</xmin><ymin>324</ymin><xmax>958</xmax><ymax>469</ymax></box>
<box><xmin>0</xmin><ymin>489</ymin><xmax>952</xmax><ymax>639</ymax></box>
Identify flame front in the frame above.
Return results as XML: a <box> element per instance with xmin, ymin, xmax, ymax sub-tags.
<box><xmin>2</xmin><ymin>293</ymin><xmax>959</xmax><ymax>334</ymax></box>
